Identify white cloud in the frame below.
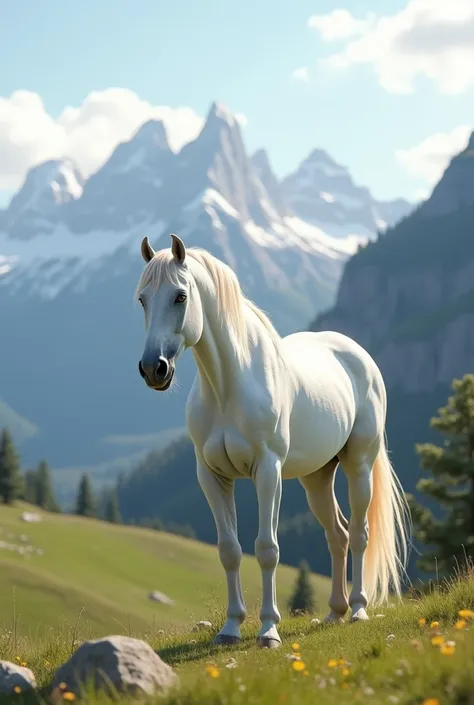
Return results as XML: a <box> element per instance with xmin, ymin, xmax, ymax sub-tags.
<box><xmin>0</xmin><ymin>88</ymin><xmax>205</xmax><ymax>192</ymax></box>
<box><xmin>292</xmin><ymin>66</ymin><xmax>310</xmax><ymax>82</ymax></box>
<box><xmin>395</xmin><ymin>125</ymin><xmax>472</xmax><ymax>184</ymax></box>
<box><xmin>309</xmin><ymin>0</ymin><xmax>474</xmax><ymax>94</ymax></box>
<box><xmin>308</xmin><ymin>9</ymin><xmax>375</xmax><ymax>41</ymax></box>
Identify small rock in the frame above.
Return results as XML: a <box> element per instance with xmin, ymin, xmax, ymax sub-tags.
<box><xmin>21</xmin><ymin>512</ymin><xmax>41</xmax><ymax>523</ymax></box>
<box><xmin>192</xmin><ymin>620</ymin><xmax>213</xmax><ymax>632</ymax></box>
<box><xmin>148</xmin><ymin>591</ymin><xmax>175</xmax><ymax>606</ymax></box>
<box><xmin>0</xmin><ymin>661</ymin><xmax>37</xmax><ymax>694</ymax></box>
<box><xmin>51</xmin><ymin>635</ymin><xmax>178</xmax><ymax>697</ymax></box>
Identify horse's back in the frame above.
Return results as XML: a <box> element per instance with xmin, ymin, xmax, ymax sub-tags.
<box><xmin>281</xmin><ymin>330</ymin><xmax>386</xmax><ymax>478</ymax></box>
<box><xmin>283</xmin><ymin>330</ymin><xmax>384</xmax><ymax>396</ymax></box>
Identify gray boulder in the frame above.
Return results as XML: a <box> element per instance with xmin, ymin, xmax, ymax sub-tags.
<box><xmin>148</xmin><ymin>590</ymin><xmax>175</xmax><ymax>606</ymax></box>
<box><xmin>0</xmin><ymin>661</ymin><xmax>36</xmax><ymax>694</ymax></box>
<box><xmin>51</xmin><ymin>636</ymin><xmax>178</xmax><ymax>697</ymax></box>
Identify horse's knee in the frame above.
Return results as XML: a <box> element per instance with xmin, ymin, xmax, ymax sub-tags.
<box><xmin>255</xmin><ymin>537</ymin><xmax>279</xmax><ymax>571</ymax></box>
<box><xmin>218</xmin><ymin>538</ymin><xmax>242</xmax><ymax>571</ymax></box>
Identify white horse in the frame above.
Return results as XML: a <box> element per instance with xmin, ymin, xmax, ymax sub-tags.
<box><xmin>135</xmin><ymin>233</ymin><xmax>410</xmax><ymax>648</ymax></box>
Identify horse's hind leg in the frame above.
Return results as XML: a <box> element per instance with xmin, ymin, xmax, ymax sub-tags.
<box><xmin>299</xmin><ymin>460</ymin><xmax>349</xmax><ymax>623</ymax></box>
<box><xmin>339</xmin><ymin>438</ymin><xmax>379</xmax><ymax>622</ymax></box>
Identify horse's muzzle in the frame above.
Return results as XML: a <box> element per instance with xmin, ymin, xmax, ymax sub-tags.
<box><xmin>138</xmin><ymin>356</ymin><xmax>175</xmax><ymax>391</ymax></box>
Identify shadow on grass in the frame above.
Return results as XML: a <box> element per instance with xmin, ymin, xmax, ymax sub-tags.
<box><xmin>157</xmin><ymin>634</ymin><xmax>257</xmax><ymax>666</ymax></box>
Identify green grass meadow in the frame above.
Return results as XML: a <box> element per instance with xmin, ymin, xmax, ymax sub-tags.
<box><xmin>1</xmin><ymin>504</ymin><xmax>474</xmax><ymax>704</ymax></box>
<box><xmin>0</xmin><ymin>503</ymin><xmax>330</xmax><ymax>635</ymax></box>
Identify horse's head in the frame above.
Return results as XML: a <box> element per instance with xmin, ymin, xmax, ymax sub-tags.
<box><xmin>136</xmin><ymin>233</ymin><xmax>203</xmax><ymax>391</ymax></box>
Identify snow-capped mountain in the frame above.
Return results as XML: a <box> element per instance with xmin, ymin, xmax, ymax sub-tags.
<box><xmin>0</xmin><ymin>101</ymin><xmax>412</xmax><ymax>467</ymax></box>
<box><xmin>4</xmin><ymin>159</ymin><xmax>84</xmax><ymax>240</ymax></box>
<box><xmin>282</xmin><ymin>149</ymin><xmax>413</xmax><ymax>237</ymax></box>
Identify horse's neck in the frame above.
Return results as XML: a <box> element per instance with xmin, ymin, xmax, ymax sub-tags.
<box><xmin>192</xmin><ymin>303</ymin><xmax>264</xmax><ymax>411</ymax></box>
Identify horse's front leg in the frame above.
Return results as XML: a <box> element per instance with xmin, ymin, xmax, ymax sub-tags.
<box><xmin>254</xmin><ymin>451</ymin><xmax>283</xmax><ymax>648</ymax></box>
<box><xmin>196</xmin><ymin>461</ymin><xmax>246</xmax><ymax>645</ymax></box>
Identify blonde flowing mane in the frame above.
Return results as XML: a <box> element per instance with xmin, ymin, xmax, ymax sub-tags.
<box><xmin>136</xmin><ymin>246</ymin><xmax>281</xmax><ymax>364</ymax></box>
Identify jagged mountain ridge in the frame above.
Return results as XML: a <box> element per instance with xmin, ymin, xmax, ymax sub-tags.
<box><xmin>281</xmin><ymin>148</ymin><xmax>413</xmax><ymax>236</ymax></box>
<box><xmin>0</xmin><ymin>101</ymin><xmax>412</xmax><ymax>466</ymax></box>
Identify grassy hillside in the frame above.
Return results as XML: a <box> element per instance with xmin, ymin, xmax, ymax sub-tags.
<box><xmin>3</xmin><ymin>570</ymin><xmax>474</xmax><ymax>704</ymax></box>
<box><xmin>0</xmin><ymin>503</ymin><xmax>330</xmax><ymax>637</ymax></box>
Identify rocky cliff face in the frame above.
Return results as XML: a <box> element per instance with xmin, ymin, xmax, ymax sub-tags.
<box><xmin>311</xmin><ymin>130</ymin><xmax>474</xmax><ymax>491</ymax></box>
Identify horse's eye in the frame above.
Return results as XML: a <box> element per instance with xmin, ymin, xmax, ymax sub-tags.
<box><xmin>175</xmin><ymin>293</ymin><xmax>187</xmax><ymax>304</ymax></box>
<box><xmin>138</xmin><ymin>297</ymin><xmax>144</xmax><ymax>307</ymax></box>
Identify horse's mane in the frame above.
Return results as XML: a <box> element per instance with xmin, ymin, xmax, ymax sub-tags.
<box><xmin>135</xmin><ymin>246</ymin><xmax>281</xmax><ymax>364</ymax></box>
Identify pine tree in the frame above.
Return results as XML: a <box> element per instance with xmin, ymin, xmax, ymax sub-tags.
<box><xmin>75</xmin><ymin>473</ymin><xmax>96</xmax><ymax>518</ymax></box>
<box><xmin>35</xmin><ymin>460</ymin><xmax>60</xmax><ymax>512</ymax></box>
<box><xmin>0</xmin><ymin>428</ymin><xmax>22</xmax><ymax>505</ymax></box>
<box><xmin>23</xmin><ymin>469</ymin><xmax>39</xmax><ymax>504</ymax></box>
<box><xmin>288</xmin><ymin>560</ymin><xmax>316</xmax><ymax>615</ymax></box>
<box><xmin>407</xmin><ymin>374</ymin><xmax>474</xmax><ymax>575</ymax></box>
<box><xmin>104</xmin><ymin>487</ymin><xmax>121</xmax><ymax>524</ymax></box>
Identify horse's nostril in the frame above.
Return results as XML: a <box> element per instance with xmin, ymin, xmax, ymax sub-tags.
<box><xmin>138</xmin><ymin>361</ymin><xmax>145</xmax><ymax>378</ymax></box>
<box><xmin>155</xmin><ymin>357</ymin><xmax>169</xmax><ymax>379</ymax></box>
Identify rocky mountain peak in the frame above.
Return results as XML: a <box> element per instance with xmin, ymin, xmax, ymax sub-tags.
<box><xmin>5</xmin><ymin>158</ymin><xmax>84</xmax><ymax>239</ymax></box>
<box><xmin>418</xmin><ymin>129</ymin><xmax>474</xmax><ymax>218</ymax></box>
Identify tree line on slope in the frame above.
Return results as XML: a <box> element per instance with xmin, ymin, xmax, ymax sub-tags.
<box><xmin>0</xmin><ymin>428</ymin><xmax>196</xmax><ymax>537</ymax></box>
<box><xmin>0</xmin><ymin>428</ymin><xmax>121</xmax><ymax>522</ymax></box>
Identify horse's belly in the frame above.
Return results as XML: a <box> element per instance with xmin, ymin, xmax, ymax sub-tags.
<box><xmin>283</xmin><ymin>381</ymin><xmax>356</xmax><ymax>479</ymax></box>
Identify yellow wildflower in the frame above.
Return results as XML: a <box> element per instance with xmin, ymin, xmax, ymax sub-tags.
<box><xmin>440</xmin><ymin>641</ymin><xmax>455</xmax><ymax>656</ymax></box>
<box><xmin>418</xmin><ymin>617</ymin><xmax>426</xmax><ymax>626</ymax></box>
<box><xmin>14</xmin><ymin>656</ymin><xmax>20</xmax><ymax>662</ymax></box>
<box><xmin>20</xmin><ymin>662</ymin><xmax>27</xmax><ymax>667</ymax></box>
<box><xmin>341</xmin><ymin>667</ymin><xmax>351</xmax><ymax>677</ymax></box>
<box><xmin>292</xmin><ymin>660</ymin><xmax>305</xmax><ymax>672</ymax></box>
<box><xmin>63</xmin><ymin>693</ymin><xmax>76</xmax><ymax>701</ymax></box>
<box><xmin>328</xmin><ymin>658</ymin><xmax>338</xmax><ymax>668</ymax></box>
<box><xmin>337</xmin><ymin>658</ymin><xmax>346</xmax><ymax>666</ymax></box>
<box><xmin>458</xmin><ymin>609</ymin><xmax>474</xmax><ymax>619</ymax></box>
<box><xmin>205</xmin><ymin>665</ymin><xmax>220</xmax><ymax>678</ymax></box>
<box><xmin>13</xmin><ymin>686</ymin><xmax>22</xmax><ymax>694</ymax></box>
<box><xmin>430</xmin><ymin>621</ymin><xmax>439</xmax><ymax>629</ymax></box>
<box><xmin>291</xmin><ymin>642</ymin><xmax>300</xmax><ymax>652</ymax></box>
<box><xmin>422</xmin><ymin>699</ymin><xmax>439</xmax><ymax>705</ymax></box>
<box><xmin>431</xmin><ymin>635</ymin><xmax>444</xmax><ymax>646</ymax></box>
<box><xmin>455</xmin><ymin>619</ymin><xmax>467</xmax><ymax>630</ymax></box>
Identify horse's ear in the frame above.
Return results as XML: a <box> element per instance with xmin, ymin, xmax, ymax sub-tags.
<box><xmin>141</xmin><ymin>236</ymin><xmax>155</xmax><ymax>263</ymax></box>
<box><xmin>170</xmin><ymin>233</ymin><xmax>186</xmax><ymax>264</ymax></box>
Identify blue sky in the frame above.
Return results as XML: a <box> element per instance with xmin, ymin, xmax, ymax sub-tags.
<box><xmin>1</xmin><ymin>0</ymin><xmax>474</xmax><ymax>205</ymax></box>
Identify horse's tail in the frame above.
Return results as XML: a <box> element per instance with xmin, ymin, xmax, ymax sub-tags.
<box><xmin>365</xmin><ymin>434</ymin><xmax>411</xmax><ymax>605</ymax></box>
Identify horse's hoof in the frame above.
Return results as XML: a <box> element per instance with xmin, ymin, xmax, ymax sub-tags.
<box><xmin>213</xmin><ymin>634</ymin><xmax>242</xmax><ymax>646</ymax></box>
<box><xmin>256</xmin><ymin>636</ymin><xmax>281</xmax><ymax>649</ymax></box>
<box><xmin>350</xmin><ymin>608</ymin><xmax>369</xmax><ymax>622</ymax></box>
<box><xmin>323</xmin><ymin>613</ymin><xmax>345</xmax><ymax>625</ymax></box>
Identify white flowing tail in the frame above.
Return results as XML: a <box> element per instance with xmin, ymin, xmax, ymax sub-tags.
<box><xmin>365</xmin><ymin>436</ymin><xmax>411</xmax><ymax>605</ymax></box>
